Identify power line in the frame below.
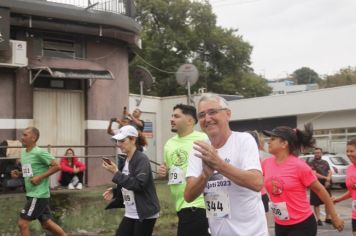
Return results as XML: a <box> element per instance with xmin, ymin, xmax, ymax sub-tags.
<box><xmin>134</xmin><ymin>53</ymin><xmax>177</xmax><ymax>74</ymax></box>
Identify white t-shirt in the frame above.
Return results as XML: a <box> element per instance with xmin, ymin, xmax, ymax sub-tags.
<box><xmin>186</xmin><ymin>132</ymin><xmax>268</xmax><ymax>236</ymax></box>
<box><xmin>122</xmin><ymin>161</ymin><xmax>139</xmax><ymax>219</ymax></box>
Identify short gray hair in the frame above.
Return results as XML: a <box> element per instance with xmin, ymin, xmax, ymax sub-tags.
<box><xmin>197</xmin><ymin>93</ymin><xmax>229</xmax><ymax>109</ymax></box>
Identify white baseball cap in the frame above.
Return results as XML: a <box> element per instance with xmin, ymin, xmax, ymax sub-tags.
<box><xmin>112</xmin><ymin>125</ymin><xmax>138</xmax><ymax>141</ymax></box>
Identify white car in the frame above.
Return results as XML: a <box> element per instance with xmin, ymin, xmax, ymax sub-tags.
<box><xmin>299</xmin><ymin>153</ymin><xmax>350</xmax><ymax>188</ymax></box>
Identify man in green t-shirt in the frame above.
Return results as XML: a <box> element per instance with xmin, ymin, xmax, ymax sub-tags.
<box><xmin>13</xmin><ymin>127</ymin><xmax>67</xmax><ymax>236</ymax></box>
<box><xmin>158</xmin><ymin>104</ymin><xmax>210</xmax><ymax>236</ymax></box>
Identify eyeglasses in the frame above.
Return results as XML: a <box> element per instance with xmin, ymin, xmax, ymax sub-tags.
<box><xmin>197</xmin><ymin>108</ymin><xmax>228</xmax><ymax>120</ymax></box>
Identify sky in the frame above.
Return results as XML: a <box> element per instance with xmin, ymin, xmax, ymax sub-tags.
<box><xmin>210</xmin><ymin>0</ymin><xmax>356</xmax><ymax>80</ymax></box>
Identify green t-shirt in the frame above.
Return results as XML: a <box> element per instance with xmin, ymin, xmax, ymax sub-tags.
<box><xmin>164</xmin><ymin>130</ymin><xmax>207</xmax><ymax>212</ymax></box>
<box><xmin>21</xmin><ymin>146</ymin><xmax>55</xmax><ymax>198</ymax></box>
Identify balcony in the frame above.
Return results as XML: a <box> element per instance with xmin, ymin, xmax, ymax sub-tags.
<box><xmin>46</xmin><ymin>0</ymin><xmax>134</xmax><ymax>16</ymax></box>
<box><xmin>1</xmin><ymin>0</ymin><xmax>140</xmax><ymax>35</ymax></box>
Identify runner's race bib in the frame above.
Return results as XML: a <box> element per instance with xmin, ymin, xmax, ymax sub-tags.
<box><xmin>352</xmin><ymin>200</ymin><xmax>356</xmax><ymax>212</ymax></box>
<box><xmin>168</xmin><ymin>166</ymin><xmax>185</xmax><ymax>185</ymax></box>
<box><xmin>270</xmin><ymin>201</ymin><xmax>290</xmax><ymax>220</ymax></box>
<box><xmin>204</xmin><ymin>191</ymin><xmax>231</xmax><ymax>219</ymax></box>
<box><xmin>122</xmin><ymin>188</ymin><xmax>135</xmax><ymax>206</ymax></box>
<box><xmin>22</xmin><ymin>164</ymin><xmax>33</xmax><ymax>177</ymax></box>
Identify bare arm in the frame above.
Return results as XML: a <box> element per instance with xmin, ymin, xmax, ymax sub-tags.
<box><xmin>107</xmin><ymin>119</ymin><xmax>115</xmax><ymax>135</ymax></box>
<box><xmin>157</xmin><ymin>163</ymin><xmax>168</xmax><ymax>179</ymax></box>
<box><xmin>193</xmin><ymin>141</ymin><xmax>263</xmax><ymax>192</ymax></box>
<box><xmin>128</xmin><ymin>114</ymin><xmax>144</xmax><ymax>128</ymax></box>
<box><xmin>217</xmin><ymin>162</ymin><xmax>263</xmax><ymax>191</ymax></box>
<box><xmin>333</xmin><ymin>190</ymin><xmax>352</xmax><ymax>203</ymax></box>
<box><xmin>31</xmin><ymin>159</ymin><xmax>61</xmax><ymax>185</ymax></box>
<box><xmin>310</xmin><ymin>181</ymin><xmax>344</xmax><ymax>231</ymax></box>
<box><xmin>184</xmin><ymin>171</ymin><xmax>210</xmax><ymax>203</ymax></box>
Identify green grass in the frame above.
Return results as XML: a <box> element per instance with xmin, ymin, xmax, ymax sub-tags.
<box><xmin>0</xmin><ymin>181</ymin><xmax>178</xmax><ymax>235</ymax></box>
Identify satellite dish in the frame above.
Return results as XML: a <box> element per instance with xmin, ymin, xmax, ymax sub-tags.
<box><xmin>176</xmin><ymin>64</ymin><xmax>199</xmax><ymax>86</ymax></box>
<box><xmin>176</xmin><ymin>64</ymin><xmax>199</xmax><ymax>105</ymax></box>
<box><xmin>133</xmin><ymin>66</ymin><xmax>154</xmax><ymax>106</ymax></box>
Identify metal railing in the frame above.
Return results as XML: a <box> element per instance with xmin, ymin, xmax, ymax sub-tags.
<box><xmin>45</xmin><ymin>0</ymin><xmax>135</xmax><ymax>16</ymax></box>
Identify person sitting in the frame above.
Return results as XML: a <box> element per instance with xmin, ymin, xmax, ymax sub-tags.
<box><xmin>59</xmin><ymin>148</ymin><xmax>86</xmax><ymax>190</ymax></box>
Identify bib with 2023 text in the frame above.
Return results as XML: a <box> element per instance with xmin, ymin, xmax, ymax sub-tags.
<box><xmin>204</xmin><ymin>179</ymin><xmax>232</xmax><ymax>219</ymax></box>
<box><xmin>22</xmin><ymin>164</ymin><xmax>33</xmax><ymax>177</ymax></box>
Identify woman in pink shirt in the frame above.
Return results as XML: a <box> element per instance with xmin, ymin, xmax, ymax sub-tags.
<box><xmin>333</xmin><ymin>139</ymin><xmax>356</xmax><ymax>236</ymax></box>
<box><xmin>262</xmin><ymin>124</ymin><xmax>343</xmax><ymax>236</ymax></box>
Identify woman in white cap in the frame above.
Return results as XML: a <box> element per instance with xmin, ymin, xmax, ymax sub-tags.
<box><xmin>102</xmin><ymin>125</ymin><xmax>160</xmax><ymax>236</ymax></box>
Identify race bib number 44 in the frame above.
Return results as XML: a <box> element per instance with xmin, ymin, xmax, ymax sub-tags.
<box><xmin>204</xmin><ymin>192</ymin><xmax>231</xmax><ymax>219</ymax></box>
<box><xmin>22</xmin><ymin>164</ymin><xmax>33</xmax><ymax>177</ymax></box>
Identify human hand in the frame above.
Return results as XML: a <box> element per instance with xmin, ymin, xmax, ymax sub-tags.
<box><xmin>331</xmin><ymin>215</ymin><xmax>344</xmax><ymax>232</ymax></box>
<box><xmin>30</xmin><ymin>176</ymin><xmax>42</xmax><ymax>185</ymax></box>
<box><xmin>158</xmin><ymin>163</ymin><xmax>167</xmax><ymax>178</ymax></box>
<box><xmin>331</xmin><ymin>196</ymin><xmax>338</xmax><ymax>203</ymax></box>
<box><xmin>73</xmin><ymin>166</ymin><xmax>79</xmax><ymax>174</ymax></box>
<box><xmin>11</xmin><ymin>169</ymin><xmax>21</xmax><ymax>178</ymax></box>
<box><xmin>202</xmin><ymin>160</ymin><xmax>214</xmax><ymax>179</ymax></box>
<box><xmin>103</xmin><ymin>187</ymin><xmax>113</xmax><ymax>201</ymax></box>
<box><xmin>102</xmin><ymin>160</ymin><xmax>119</xmax><ymax>174</ymax></box>
<box><xmin>193</xmin><ymin>141</ymin><xmax>223</xmax><ymax>171</ymax></box>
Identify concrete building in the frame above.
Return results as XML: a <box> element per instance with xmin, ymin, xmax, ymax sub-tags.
<box><xmin>132</xmin><ymin>85</ymin><xmax>356</xmax><ymax>164</ymax></box>
<box><xmin>268</xmin><ymin>79</ymin><xmax>319</xmax><ymax>95</ymax></box>
<box><xmin>0</xmin><ymin>0</ymin><xmax>140</xmax><ymax>186</ymax></box>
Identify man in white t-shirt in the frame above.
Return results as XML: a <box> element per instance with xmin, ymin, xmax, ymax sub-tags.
<box><xmin>184</xmin><ymin>93</ymin><xmax>268</xmax><ymax>236</ymax></box>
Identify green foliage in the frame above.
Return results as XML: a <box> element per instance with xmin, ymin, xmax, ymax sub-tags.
<box><xmin>130</xmin><ymin>0</ymin><xmax>270</xmax><ymax>97</ymax></box>
<box><xmin>291</xmin><ymin>67</ymin><xmax>321</xmax><ymax>84</ymax></box>
<box><xmin>0</xmin><ymin>182</ymin><xmax>177</xmax><ymax>236</ymax></box>
<box><xmin>321</xmin><ymin>67</ymin><xmax>356</xmax><ymax>88</ymax></box>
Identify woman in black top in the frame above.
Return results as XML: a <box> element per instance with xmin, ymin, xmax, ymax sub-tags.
<box><xmin>102</xmin><ymin>125</ymin><xmax>160</xmax><ymax>236</ymax></box>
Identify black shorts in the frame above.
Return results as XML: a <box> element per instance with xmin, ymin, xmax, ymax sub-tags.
<box><xmin>352</xmin><ymin>219</ymin><xmax>356</xmax><ymax>232</ymax></box>
<box><xmin>275</xmin><ymin>214</ymin><xmax>317</xmax><ymax>236</ymax></box>
<box><xmin>177</xmin><ymin>207</ymin><xmax>210</xmax><ymax>236</ymax></box>
<box><xmin>310</xmin><ymin>187</ymin><xmax>331</xmax><ymax>206</ymax></box>
<box><xmin>20</xmin><ymin>197</ymin><xmax>52</xmax><ymax>222</ymax></box>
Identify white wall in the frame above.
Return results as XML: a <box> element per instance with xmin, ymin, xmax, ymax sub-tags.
<box><xmin>129</xmin><ymin>94</ymin><xmax>188</xmax><ymax>163</ymax></box>
<box><xmin>130</xmin><ymin>85</ymin><xmax>356</xmax><ymax>161</ymax></box>
<box><xmin>298</xmin><ymin>110</ymin><xmax>356</xmax><ymax>130</ymax></box>
<box><xmin>228</xmin><ymin>85</ymin><xmax>356</xmax><ymax>121</ymax></box>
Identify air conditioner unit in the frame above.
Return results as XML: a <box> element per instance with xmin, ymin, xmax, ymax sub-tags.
<box><xmin>0</xmin><ymin>40</ymin><xmax>28</xmax><ymax>67</ymax></box>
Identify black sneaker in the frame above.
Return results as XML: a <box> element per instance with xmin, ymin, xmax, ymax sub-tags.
<box><xmin>317</xmin><ymin>220</ymin><xmax>323</xmax><ymax>226</ymax></box>
<box><xmin>325</xmin><ymin>219</ymin><xmax>332</xmax><ymax>224</ymax></box>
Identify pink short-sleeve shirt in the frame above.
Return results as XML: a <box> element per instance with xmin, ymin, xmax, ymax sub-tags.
<box><xmin>262</xmin><ymin>155</ymin><xmax>317</xmax><ymax>225</ymax></box>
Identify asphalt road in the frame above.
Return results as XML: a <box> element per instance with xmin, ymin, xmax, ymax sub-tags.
<box><xmin>268</xmin><ymin>188</ymin><xmax>353</xmax><ymax>236</ymax></box>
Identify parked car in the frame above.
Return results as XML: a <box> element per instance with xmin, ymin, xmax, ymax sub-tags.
<box><xmin>299</xmin><ymin>153</ymin><xmax>350</xmax><ymax>188</ymax></box>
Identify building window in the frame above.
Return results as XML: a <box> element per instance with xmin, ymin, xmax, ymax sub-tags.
<box><xmin>43</xmin><ymin>38</ymin><xmax>77</xmax><ymax>58</ymax></box>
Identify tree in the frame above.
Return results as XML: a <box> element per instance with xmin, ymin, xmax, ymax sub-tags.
<box><xmin>291</xmin><ymin>67</ymin><xmax>321</xmax><ymax>85</ymax></box>
<box><xmin>321</xmin><ymin>67</ymin><xmax>356</xmax><ymax>88</ymax></box>
<box><xmin>129</xmin><ymin>0</ymin><xmax>271</xmax><ymax>97</ymax></box>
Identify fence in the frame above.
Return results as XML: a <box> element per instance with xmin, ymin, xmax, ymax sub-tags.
<box><xmin>0</xmin><ymin>144</ymin><xmax>159</xmax><ymax>192</ymax></box>
<box><xmin>45</xmin><ymin>0</ymin><xmax>135</xmax><ymax>16</ymax></box>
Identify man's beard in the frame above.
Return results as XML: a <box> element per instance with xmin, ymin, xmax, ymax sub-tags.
<box><xmin>171</xmin><ymin>128</ymin><xmax>177</xmax><ymax>133</ymax></box>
